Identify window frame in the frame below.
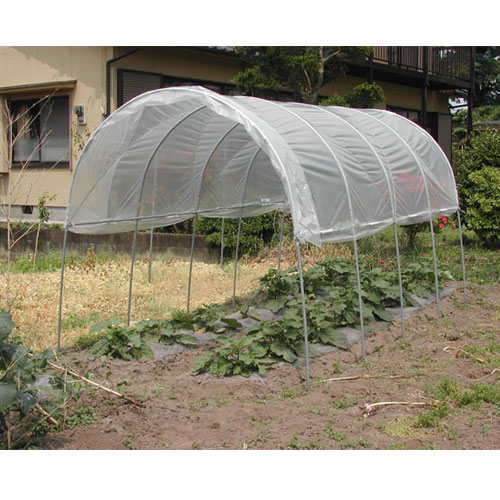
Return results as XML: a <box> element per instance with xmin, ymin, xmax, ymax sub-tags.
<box><xmin>386</xmin><ymin>105</ymin><xmax>421</xmax><ymax>124</ymax></box>
<box><xmin>7</xmin><ymin>94</ymin><xmax>71</xmax><ymax>169</ymax></box>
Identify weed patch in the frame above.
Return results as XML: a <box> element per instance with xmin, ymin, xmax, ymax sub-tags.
<box><xmin>287</xmin><ymin>436</ymin><xmax>326</xmax><ymax>450</ymax></box>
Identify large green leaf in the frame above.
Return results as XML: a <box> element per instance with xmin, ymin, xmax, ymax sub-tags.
<box><xmin>221</xmin><ymin>318</ymin><xmax>243</xmax><ymax>329</ymax></box>
<box><xmin>373</xmin><ymin>306</ymin><xmax>395</xmax><ymax>323</ymax></box>
<box><xmin>16</xmin><ymin>391</ymin><xmax>36</xmax><ymax>414</ymax></box>
<box><xmin>0</xmin><ymin>342</ymin><xmax>27</xmax><ymax>369</ymax></box>
<box><xmin>91</xmin><ymin>338</ymin><xmax>110</xmax><ymax>357</ymax></box>
<box><xmin>89</xmin><ymin>319</ymin><xmax>121</xmax><ymax>334</ymax></box>
<box><xmin>247</xmin><ymin>343</ymin><xmax>268</xmax><ymax>359</ymax></box>
<box><xmin>0</xmin><ymin>310</ymin><xmax>15</xmax><ymax>342</ymax></box>
<box><xmin>266</xmin><ymin>295</ymin><xmax>289</xmax><ymax>313</ymax></box>
<box><xmin>192</xmin><ymin>351</ymin><xmax>213</xmax><ymax>373</ymax></box>
<box><xmin>128</xmin><ymin>332</ymin><xmax>142</xmax><ymax>348</ymax></box>
<box><xmin>247</xmin><ymin>309</ymin><xmax>263</xmax><ymax>321</ymax></box>
<box><xmin>295</xmin><ymin>343</ymin><xmax>321</xmax><ymax>358</ymax></box>
<box><xmin>174</xmin><ymin>334</ymin><xmax>199</xmax><ymax>346</ymax></box>
<box><xmin>319</xmin><ymin>328</ymin><xmax>349</xmax><ymax>349</ymax></box>
<box><xmin>0</xmin><ymin>381</ymin><xmax>18</xmax><ymax>412</ymax></box>
<box><xmin>269</xmin><ymin>341</ymin><xmax>297</xmax><ymax>363</ymax></box>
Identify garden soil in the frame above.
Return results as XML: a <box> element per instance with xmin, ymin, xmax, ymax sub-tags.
<box><xmin>39</xmin><ymin>283</ymin><xmax>500</xmax><ymax>450</ymax></box>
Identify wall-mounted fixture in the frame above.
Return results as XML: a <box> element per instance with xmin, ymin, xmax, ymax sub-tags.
<box><xmin>73</xmin><ymin>105</ymin><xmax>86</xmax><ymax>125</ymax></box>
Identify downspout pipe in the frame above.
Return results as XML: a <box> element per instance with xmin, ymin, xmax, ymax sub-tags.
<box><xmin>105</xmin><ymin>47</ymin><xmax>140</xmax><ymax>117</ymax></box>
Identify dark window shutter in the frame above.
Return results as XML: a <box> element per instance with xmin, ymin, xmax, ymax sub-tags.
<box><xmin>120</xmin><ymin>71</ymin><xmax>162</xmax><ymax>104</ymax></box>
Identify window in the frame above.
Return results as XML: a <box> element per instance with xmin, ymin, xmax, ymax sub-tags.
<box><xmin>387</xmin><ymin>105</ymin><xmax>420</xmax><ymax>124</ymax></box>
<box><xmin>117</xmin><ymin>69</ymin><xmax>298</xmax><ymax>109</ymax></box>
<box><xmin>117</xmin><ymin>69</ymin><xmax>233</xmax><ymax>106</ymax></box>
<box><xmin>9</xmin><ymin>96</ymin><xmax>70</xmax><ymax>167</ymax></box>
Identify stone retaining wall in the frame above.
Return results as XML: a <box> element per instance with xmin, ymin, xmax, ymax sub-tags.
<box><xmin>0</xmin><ymin>227</ymin><xmax>218</xmax><ymax>262</ymax></box>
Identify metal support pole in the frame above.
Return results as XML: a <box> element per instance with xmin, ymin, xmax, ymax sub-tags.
<box><xmin>56</xmin><ymin>225</ymin><xmax>69</xmax><ymax>351</ymax></box>
<box><xmin>126</xmin><ymin>222</ymin><xmax>139</xmax><ymax>326</ymax></box>
<box><xmin>353</xmin><ymin>238</ymin><xmax>366</xmax><ymax>360</ymax></box>
<box><xmin>277</xmin><ymin>210</ymin><xmax>285</xmax><ymax>271</ymax></box>
<box><xmin>393</xmin><ymin>224</ymin><xmax>406</xmax><ymax>338</ymax></box>
<box><xmin>232</xmin><ymin>214</ymin><xmax>243</xmax><ymax>307</ymax></box>
<box><xmin>220</xmin><ymin>218</ymin><xmax>225</xmax><ymax>268</ymax></box>
<box><xmin>147</xmin><ymin>228</ymin><xmax>154</xmax><ymax>283</ymax></box>
<box><xmin>457</xmin><ymin>209</ymin><xmax>467</xmax><ymax>304</ymax></box>
<box><xmin>429</xmin><ymin>219</ymin><xmax>440</xmax><ymax>322</ymax></box>
<box><xmin>295</xmin><ymin>241</ymin><xmax>310</xmax><ymax>392</ymax></box>
<box><xmin>186</xmin><ymin>214</ymin><xmax>198</xmax><ymax>314</ymax></box>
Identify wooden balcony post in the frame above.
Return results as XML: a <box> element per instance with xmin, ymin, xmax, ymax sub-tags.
<box><xmin>467</xmin><ymin>46</ymin><xmax>476</xmax><ymax>137</ymax></box>
<box><xmin>421</xmin><ymin>47</ymin><xmax>429</xmax><ymax>129</ymax></box>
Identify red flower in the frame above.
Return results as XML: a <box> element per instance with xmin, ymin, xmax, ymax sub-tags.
<box><xmin>452</xmin><ymin>225</ymin><xmax>456</xmax><ymax>229</ymax></box>
<box><xmin>378</xmin><ymin>259</ymin><xmax>383</xmax><ymax>264</ymax></box>
<box><xmin>439</xmin><ymin>223</ymin><xmax>444</xmax><ymax>228</ymax></box>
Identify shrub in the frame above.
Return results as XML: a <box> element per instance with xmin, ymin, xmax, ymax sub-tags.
<box><xmin>461</xmin><ymin>167</ymin><xmax>500</xmax><ymax>246</ymax></box>
<box><xmin>402</xmin><ymin>216</ymin><xmax>457</xmax><ymax>248</ymax></box>
<box><xmin>320</xmin><ymin>82</ymin><xmax>385</xmax><ymax>109</ymax></box>
<box><xmin>454</xmin><ymin>130</ymin><xmax>500</xmax><ymax>247</ymax></box>
<box><xmin>152</xmin><ymin>212</ymin><xmax>282</xmax><ymax>256</ymax></box>
<box><xmin>196</xmin><ymin>212</ymin><xmax>278</xmax><ymax>256</ymax></box>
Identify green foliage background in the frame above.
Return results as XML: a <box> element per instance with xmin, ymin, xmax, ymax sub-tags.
<box><xmin>454</xmin><ymin>130</ymin><xmax>500</xmax><ymax>247</ymax></box>
<box><xmin>197</xmin><ymin>212</ymin><xmax>279</xmax><ymax>256</ymax></box>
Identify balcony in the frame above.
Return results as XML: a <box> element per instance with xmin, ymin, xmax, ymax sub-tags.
<box><xmin>374</xmin><ymin>46</ymin><xmax>471</xmax><ymax>81</ymax></box>
<box><xmin>347</xmin><ymin>46</ymin><xmax>472</xmax><ymax>90</ymax></box>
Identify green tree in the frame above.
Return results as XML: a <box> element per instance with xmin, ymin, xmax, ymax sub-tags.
<box><xmin>452</xmin><ymin>104</ymin><xmax>500</xmax><ymax>143</ymax></box>
<box><xmin>233</xmin><ymin>46</ymin><xmax>374</xmax><ymax>104</ymax></box>
<box><xmin>320</xmin><ymin>82</ymin><xmax>385</xmax><ymax>109</ymax></box>
<box><xmin>454</xmin><ymin>129</ymin><xmax>500</xmax><ymax>247</ymax></box>
<box><xmin>474</xmin><ymin>47</ymin><xmax>500</xmax><ymax>107</ymax></box>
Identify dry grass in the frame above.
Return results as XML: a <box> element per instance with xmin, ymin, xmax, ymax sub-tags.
<box><xmin>2</xmin><ymin>241</ymin><xmax>354</xmax><ymax>351</ymax></box>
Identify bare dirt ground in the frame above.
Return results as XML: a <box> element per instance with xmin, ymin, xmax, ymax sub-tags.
<box><xmin>39</xmin><ymin>283</ymin><xmax>500</xmax><ymax>450</ymax></box>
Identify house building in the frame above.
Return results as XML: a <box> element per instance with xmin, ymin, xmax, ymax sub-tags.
<box><xmin>0</xmin><ymin>46</ymin><xmax>474</xmax><ymax>222</ymax></box>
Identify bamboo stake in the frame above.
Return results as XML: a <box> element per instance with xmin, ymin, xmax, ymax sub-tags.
<box><xmin>46</xmin><ymin>359</ymin><xmax>145</xmax><ymax>408</ymax></box>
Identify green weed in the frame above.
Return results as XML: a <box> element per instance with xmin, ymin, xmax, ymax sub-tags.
<box><xmin>277</xmin><ymin>387</ymin><xmax>307</xmax><ymax>400</ymax></box>
<box><xmin>330</xmin><ymin>396</ymin><xmax>359</xmax><ymax>409</ymax></box>
<box><xmin>415</xmin><ymin>402</ymin><xmax>450</xmax><ymax>428</ymax></box>
<box><xmin>61</xmin><ymin>405</ymin><xmax>98</xmax><ymax>430</ymax></box>
<box><xmin>287</xmin><ymin>436</ymin><xmax>325</xmax><ymax>450</ymax></box>
<box><xmin>123</xmin><ymin>434</ymin><xmax>136</xmax><ymax>450</ymax></box>
<box><xmin>324</xmin><ymin>424</ymin><xmax>371</xmax><ymax>449</ymax></box>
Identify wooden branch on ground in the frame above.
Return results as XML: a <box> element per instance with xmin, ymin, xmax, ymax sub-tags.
<box><xmin>363</xmin><ymin>401</ymin><xmax>430</xmax><ymax>417</ymax></box>
<box><xmin>34</xmin><ymin>403</ymin><xmax>59</xmax><ymax>426</ymax></box>
<box><xmin>46</xmin><ymin>359</ymin><xmax>145</xmax><ymax>408</ymax></box>
<box><xmin>443</xmin><ymin>346</ymin><xmax>487</xmax><ymax>364</ymax></box>
<box><xmin>324</xmin><ymin>374</ymin><xmax>406</xmax><ymax>382</ymax></box>
<box><xmin>471</xmin><ymin>368</ymin><xmax>499</xmax><ymax>381</ymax></box>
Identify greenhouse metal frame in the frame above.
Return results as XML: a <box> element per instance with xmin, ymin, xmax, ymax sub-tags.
<box><xmin>57</xmin><ymin>86</ymin><xmax>467</xmax><ymax>389</ymax></box>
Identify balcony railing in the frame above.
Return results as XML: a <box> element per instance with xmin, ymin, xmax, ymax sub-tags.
<box><xmin>372</xmin><ymin>46</ymin><xmax>471</xmax><ymax>82</ymax></box>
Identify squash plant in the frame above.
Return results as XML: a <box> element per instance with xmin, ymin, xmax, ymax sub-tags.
<box><xmin>0</xmin><ymin>311</ymin><xmax>59</xmax><ymax>448</ymax></box>
<box><xmin>192</xmin><ymin>335</ymin><xmax>271</xmax><ymax>377</ymax></box>
<box><xmin>87</xmin><ymin>303</ymin><xmax>243</xmax><ymax>361</ymax></box>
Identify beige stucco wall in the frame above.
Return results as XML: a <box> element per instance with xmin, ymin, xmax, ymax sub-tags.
<box><xmin>324</xmin><ymin>75</ymin><xmax>449</xmax><ymax>113</ymax></box>
<box><xmin>0</xmin><ymin>46</ymin><xmax>244</xmax><ymax>208</ymax></box>
<box><xmin>0</xmin><ymin>46</ymin><xmax>109</xmax><ymax>207</ymax></box>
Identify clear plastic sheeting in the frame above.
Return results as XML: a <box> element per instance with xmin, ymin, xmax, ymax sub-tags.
<box><xmin>67</xmin><ymin>86</ymin><xmax>459</xmax><ymax>246</ymax></box>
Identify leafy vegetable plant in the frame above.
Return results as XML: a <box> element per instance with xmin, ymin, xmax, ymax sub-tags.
<box><xmin>0</xmin><ymin>311</ymin><xmax>68</xmax><ymax>448</ymax></box>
